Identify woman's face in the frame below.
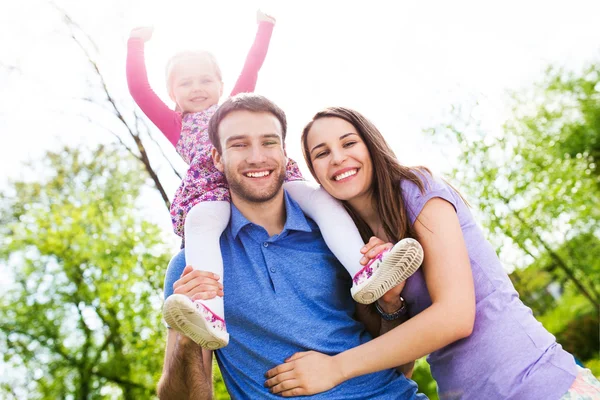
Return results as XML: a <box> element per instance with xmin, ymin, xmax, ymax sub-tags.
<box><xmin>305</xmin><ymin>117</ymin><xmax>374</xmax><ymax>203</ymax></box>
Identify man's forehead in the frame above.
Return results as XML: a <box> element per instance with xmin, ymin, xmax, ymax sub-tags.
<box><xmin>219</xmin><ymin>110</ymin><xmax>282</xmax><ymax>137</ymax></box>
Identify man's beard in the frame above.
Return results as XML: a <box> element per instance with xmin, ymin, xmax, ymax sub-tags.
<box><xmin>225</xmin><ymin>165</ymin><xmax>286</xmax><ymax>204</ymax></box>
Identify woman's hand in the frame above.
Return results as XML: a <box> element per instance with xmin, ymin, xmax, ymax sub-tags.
<box><xmin>359</xmin><ymin>236</ymin><xmax>393</xmax><ymax>266</ymax></box>
<box><xmin>129</xmin><ymin>26</ymin><xmax>153</xmax><ymax>42</ymax></box>
<box><xmin>360</xmin><ymin>236</ymin><xmax>407</xmax><ymax>313</ymax></box>
<box><xmin>264</xmin><ymin>351</ymin><xmax>345</xmax><ymax>396</ymax></box>
<box><xmin>172</xmin><ymin>265</ymin><xmax>223</xmax><ymax>301</ymax></box>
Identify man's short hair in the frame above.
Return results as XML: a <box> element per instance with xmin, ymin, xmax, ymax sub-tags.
<box><xmin>208</xmin><ymin>93</ymin><xmax>288</xmax><ymax>153</ymax></box>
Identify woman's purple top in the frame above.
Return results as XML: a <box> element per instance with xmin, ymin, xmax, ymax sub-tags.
<box><xmin>401</xmin><ymin>172</ymin><xmax>577</xmax><ymax>400</ymax></box>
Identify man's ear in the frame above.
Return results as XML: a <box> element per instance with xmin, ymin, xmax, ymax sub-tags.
<box><xmin>212</xmin><ymin>147</ymin><xmax>224</xmax><ymax>172</ymax></box>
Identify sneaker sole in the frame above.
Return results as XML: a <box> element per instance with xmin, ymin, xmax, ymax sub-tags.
<box><xmin>163</xmin><ymin>295</ymin><xmax>229</xmax><ymax>350</ymax></box>
<box><xmin>351</xmin><ymin>238</ymin><xmax>424</xmax><ymax>304</ymax></box>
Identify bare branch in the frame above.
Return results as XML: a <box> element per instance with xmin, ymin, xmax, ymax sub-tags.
<box><xmin>136</xmin><ymin>112</ymin><xmax>183</xmax><ymax>180</ymax></box>
<box><xmin>51</xmin><ymin>4</ymin><xmax>172</xmax><ymax>209</ymax></box>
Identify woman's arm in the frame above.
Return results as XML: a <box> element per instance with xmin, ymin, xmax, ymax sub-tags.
<box><xmin>265</xmin><ymin>198</ymin><xmax>475</xmax><ymax>396</ymax></box>
<box><xmin>229</xmin><ymin>11</ymin><xmax>275</xmax><ymax>96</ymax></box>
<box><xmin>126</xmin><ymin>27</ymin><xmax>181</xmax><ymax>146</ymax></box>
<box><xmin>338</xmin><ymin>198</ymin><xmax>475</xmax><ymax>374</ymax></box>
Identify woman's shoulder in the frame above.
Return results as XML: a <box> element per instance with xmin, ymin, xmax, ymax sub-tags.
<box><xmin>399</xmin><ymin>168</ymin><xmax>449</xmax><ymax>197</ymax></box>
<box><xmin>399</xmin><ymin>168</ymin><xmax>462</xmax><ymax>223</ymax></box>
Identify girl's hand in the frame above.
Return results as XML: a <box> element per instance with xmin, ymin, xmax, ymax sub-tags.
<box><xmin>264</xmin><ymin>351</ymin><xmax>344</xmax><ymax>396</ymax></box>
<box><xmin>257</xmin><ymin>9</ymin><xmax>276</xmax><ymax>25</ymax></box>
<box><xmin>172</xmin><ymin>265</ymin><xmax>223</xmax><ymax>301</ymax></box>
<box><xmin>129</xmin><ymin>26</ymin><xmax>154</xmax><ymax>42</ymax></box>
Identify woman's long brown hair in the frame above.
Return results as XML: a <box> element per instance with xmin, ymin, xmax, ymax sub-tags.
<box><xmin>301</xmin><ymin>107</ymin><xmax>431</xmax><ymax>243</ymax></box>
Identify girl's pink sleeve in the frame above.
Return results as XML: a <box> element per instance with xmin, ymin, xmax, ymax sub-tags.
<box><xmin>126</xmin><ymin>38</ymin><xmax>181</xmax><ymax>146</ymax></box>
<box><xmin>229</xmin><ymin>21</ymin><xmax>275</xmax><ymax>96</ymax></box>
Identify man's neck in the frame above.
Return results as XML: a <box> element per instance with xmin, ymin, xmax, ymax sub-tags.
<box><xmin>231</xmin><ymin>190</ymin><xmax>287</xmax><ymax>237</ymax></box>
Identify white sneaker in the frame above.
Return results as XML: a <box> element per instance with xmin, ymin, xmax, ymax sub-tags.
<box><xmin>163</xmin><ymin>294</ymin><xmax>229</xmax><ymax>349</ymax></box>
<box><xmin>351</xmin><ymin>238</ymin><xmax>424</xmax><ymax>304</ymax></box>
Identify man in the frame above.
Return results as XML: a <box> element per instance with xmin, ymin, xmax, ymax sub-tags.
<box><xmin>157</xmin><ymin>93</ymin><xmax>425</xmax><ymax>399</ymax></box>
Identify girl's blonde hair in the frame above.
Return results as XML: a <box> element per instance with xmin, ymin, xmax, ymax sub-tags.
<box><xmin>165</xmin><ymin>51</ymin><xmax>223</xmax><ymax>106</ymax></box>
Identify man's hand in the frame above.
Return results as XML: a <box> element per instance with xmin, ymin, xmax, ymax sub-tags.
<box><xmin>173</xmin><ymin>265</ymin><xmax>223</xmax><ymax>301</ymax></box>
<box><xmin>257</xmin><ymin>9</ymin><xmax>276</xmax><ymax>25</ymax></box>
<box><xmin>129</xmin><ymin>26</ymin><xmax>154</xmax><ymax>42</ymax></box>
<box><xmin>265</xmin><ymin>351</ymin><xmax>344</xmax><ymax>396</ymax></box>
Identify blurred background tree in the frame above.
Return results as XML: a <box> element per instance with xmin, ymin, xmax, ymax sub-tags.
<box><xmin>0</xmin><ymin>146</ymin><xmax>170</xmax><ymax>399</ymax></box>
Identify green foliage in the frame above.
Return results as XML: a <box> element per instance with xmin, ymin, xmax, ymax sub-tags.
<box><xmin>411</xmin><ymin>358</ymin><xmax>439</xmax><ymax>400</ymax></box>
<box><xmin>0</xmin><ymin>145</ymin><xmax>171</xmax><ymax>399</ymax></box>
<box><xmin>430</xmin><ymin>60</ymin><xmax>600</xmax><ymax>372</ymax></box>
<box><xmin>213</xmin><ymin>361</ymin><xmax>230</xmax><ymax>400</ymax></box>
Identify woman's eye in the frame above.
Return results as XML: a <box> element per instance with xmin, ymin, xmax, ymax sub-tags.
<box><xmin>315</xmin><ymin>151</ymin><xmax>328</xmax><ymax>159</ymax></box>
<box><xmin>343</xmin><ymin>141</ymin><xmax>357</xmax><ymax>147</ymax></box>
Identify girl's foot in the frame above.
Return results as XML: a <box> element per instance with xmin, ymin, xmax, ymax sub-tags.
<box><xmin>163</xmin><ymin>294</ymin><xmax>229</xmax><ymax>349</ymax></box>
<box><xmin>351</xmin><ymin>238</ymin><xmax>424</xmax><ymax>304</ymax></box>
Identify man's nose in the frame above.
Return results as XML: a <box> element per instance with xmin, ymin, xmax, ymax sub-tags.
<box><xmin>247</xmin><ymin>146</ymin><xmax>267</xmax><ymax>163</ymax></box>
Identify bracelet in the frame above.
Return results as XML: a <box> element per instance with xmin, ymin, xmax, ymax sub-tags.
<box><xmin>375</xmin><ymin>296</ymin><xmax>408</xmax><ymax>321</ymax></box>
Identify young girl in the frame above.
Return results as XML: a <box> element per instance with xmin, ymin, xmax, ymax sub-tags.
<box><xmin>263</xmin><ymin>106</ymin><xmax>600</xmax><ymax>399</ymax></box>
<box><xmin>126</xmin><ymin>12</ymin><xmax>424</xmax><ymax>350</ymax></box>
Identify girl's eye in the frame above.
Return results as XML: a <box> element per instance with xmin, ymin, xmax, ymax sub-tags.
<box><xmin>314</xmin><ymin>150</ymin><xmax>329</xmax><ymax>159</ymax></box>
<box><xmin>231</xmin><ymin>143</ymin><xmax>246</xmax><ymax>148</ymax></box>
<box><xmin>202</xmin><ymin>79</ymin><xmax>212</xmax><ymax>84</ymax></box>
<box><xmin>180</xmin><ymin>81</ymin><xmax>191</xmax><ymax>87</ymax></box>
<box><xmin>343</xmin><ymin>141</ymin><xmax>357</xmax><ymax>148</ymax></box>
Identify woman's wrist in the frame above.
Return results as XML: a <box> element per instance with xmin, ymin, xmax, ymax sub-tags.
<box><xmin>377</xmin><ymin>296</ymin><xmax>405</xmax><ymax>314</ymax></box>
<box><xmin>333</xmin><ymin>351</ymin><xmax>358</xmax><ymax>383</ymax></box>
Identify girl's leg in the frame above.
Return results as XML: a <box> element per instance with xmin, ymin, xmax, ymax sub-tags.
<box><xmin>284</xmin><ymin>180</ymin><xmax>424</xmax><ymax>304</ymax></box>
<box><xmin>184</xmin><ymin>201</ymin><xmax>230</xmax><ymax>320</ymax></box>
<box><xmin>163</xmin><ymin>201</ymin><xmax>231</xmax><ymax>349</ymax></box>
<box><xmin>284</xmin><ymin>180</ymin><xmax>364</xmax><ymax>277</ymax></box>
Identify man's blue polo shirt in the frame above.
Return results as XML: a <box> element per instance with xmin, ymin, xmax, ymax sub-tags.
<box><xmin>164</xmin><ymin>191</ymin><xmax>426</xmax><ymax>399</ymax></box>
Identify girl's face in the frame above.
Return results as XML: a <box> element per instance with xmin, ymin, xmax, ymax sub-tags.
<box><xmin>170</xmin><ymin>58</ymin><xmax>223</xmax><ymax>113</ymax></box>
<box><xmin>305</xmin><ymin>117</ymin><xmax>374</xmax><ymax>203</ymax></box>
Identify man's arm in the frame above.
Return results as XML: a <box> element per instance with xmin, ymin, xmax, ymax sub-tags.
<box><xmin>157</xmin><ymin>329</ymin><xmax>214</xmax><ymax>400</ymax></box>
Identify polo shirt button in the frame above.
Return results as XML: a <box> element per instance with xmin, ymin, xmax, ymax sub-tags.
<box><xmin>270</xmin><ymin>267</ymin><xmax>276</xmax><ymax>273</ymax></box>
<box><xmin>263</xmin><ymin>242</ymin><xmax>269</xmax><ymax>247</ymax></box>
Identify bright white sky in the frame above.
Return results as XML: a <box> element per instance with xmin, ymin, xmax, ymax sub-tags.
<box><xmin>1</xmin><ymin>0</ymin><xmax>599</xmax><ymax>242</ymax></box>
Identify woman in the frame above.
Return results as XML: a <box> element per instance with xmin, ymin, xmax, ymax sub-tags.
<box><xmin>264</xmin><ymin>107</ymin><xmax>600</xmax><ymax>399</ymax></box>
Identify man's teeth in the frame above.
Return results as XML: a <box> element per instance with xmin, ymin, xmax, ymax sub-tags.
<box><xmin>246</xmin><ymin>171</ymin><xmax>271</xmax><ymax>178</ymax></box>
<box><xmin>334</xmin><ymin>170</ymin><xmax>357</xmax><ymax>181</ymax></box>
